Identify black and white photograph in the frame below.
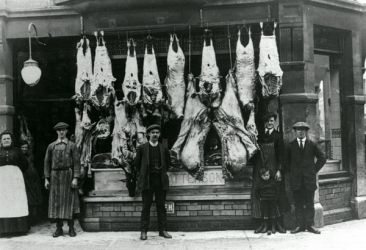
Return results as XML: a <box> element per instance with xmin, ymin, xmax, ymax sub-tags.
<box><xmin>1</xmin><ymin>0</ymin><xmax>366</xmax><ymax>249</ymax></box>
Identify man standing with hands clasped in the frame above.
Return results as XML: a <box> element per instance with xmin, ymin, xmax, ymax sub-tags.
<box><xmin>286</xmin><ymin>122</ymin><xmax>326</xmax><ymax>234</ymax></box>
<box><xmin>135</xmin><ymin>124</ymin><xmax>172</xmax><ymax>240</ymax></box>
<box><xmin>44</xmin><ymin>122</ymin><xmax>80</xmax><ymax>238</ymax></box>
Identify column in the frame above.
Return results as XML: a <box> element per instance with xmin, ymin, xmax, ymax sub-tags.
<box><xmin>278</xmin><ymin>0</ymin><xmax>324</xmax><ymax>227</ymax></box>
<box><xmin>0</xmin><ymin>7</ymin><xmax>15</xmax><ymax>133</ymax></box>
<box><xmin>345</xmin><ymin>30</ymin><xmax>366</xmax><ymax>219</ymax></box>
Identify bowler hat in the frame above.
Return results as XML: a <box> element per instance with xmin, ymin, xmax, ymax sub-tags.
<box><xmin>53</xmin><ymin>122</ymin><xmax>69</xmax><ymax>130</ymax></box>
<box><xmin>292</xmin><ymin>121</ymin><xmax>310</xmax><ymax>130</ymax></box>
<box><xmin>146</xmin><ymin>124</ymin><xmax>161</xmax><ymax>133</ymax></box>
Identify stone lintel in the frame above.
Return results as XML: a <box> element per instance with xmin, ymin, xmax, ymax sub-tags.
<box><xmin>280</xmin><ymin>93</ymin><xmax>318</xmax><ymax>104</ymax></box>
<box><xmin>345</xmin><ymin>95</ymin><xmax>365</xmax><ymax>105</ymax></box>
<box><xmin>0</xmin><ymin>105</ymin><xmax>15</xmax><ymax>115</ymax></box>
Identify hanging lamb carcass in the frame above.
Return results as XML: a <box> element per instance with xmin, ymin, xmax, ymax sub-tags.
<box><xmin>235</xmin><ymin>28</ymin><xmax>258</xmax><ymax>137</ymax></box>
<box><xmin>73</xmin><ymin>37</ymin><xmax>95</xmax><ymax>150</ymax></box>
<box><xmin>171</xmin><ymin>74</ymin><xmax>210</xmax><ymax>180</ymax></box>
<box><xmin>257</xmin><ymin>22</ymin><xmax>283</xmax><ymax>98</ymax></box>
<box><xmin>164</xmin><ymin>34</ymin><xmax>186</xmax><ymax>119</ymax></box>
<box><xmin>74</xmin><ymin>37</ymin><xmax>94</xmax><ymax>99</ymax></box>
<box><xmin>198</xmin><ymin>31</ymin><xmax>222</xmax><ymax>109</ymax></box>
<box><xmin>142</xmin><ymin>37</ymin><xmax>164</xmax><ymax>120</ymax></box>
<box><xmin>92</xmin><ymin>31</ymin><xmax>116</xmax><ymax>109</ymax></box>
<box><xmin>122</xmin><ymin>39</ymin><xmax>141</xmax><ymax>107</ymax></box>
<box><xmin>213</xmin><ymin>70</ymin><xmax>258</xmax><ymax>179</ymax></box>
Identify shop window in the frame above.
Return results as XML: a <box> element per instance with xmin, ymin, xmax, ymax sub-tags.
<box><xmin>314</xmin><ymin>54</ymin><xmax>342</xmax><ymax>169</ymax></box>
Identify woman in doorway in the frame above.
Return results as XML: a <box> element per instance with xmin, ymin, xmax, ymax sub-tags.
<box><xmin>0</xmin><ymin>131</ymin><xmax>29</xmax><ymax>236</ymax></box>
<box><xmin>20</xmin><ymin>140</ymin><xmax>43</xmax><ymax>226</ymax></box>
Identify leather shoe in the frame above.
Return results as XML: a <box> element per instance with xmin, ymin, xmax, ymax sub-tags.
<box><xmin>291</xmin><ymin>226</ymin><xmax>305</xmax><ymax>234</ymax></box>
<box><xmin>254</xmin><ymin>222</ymin><xmax>265</xmax><ymax>234</ymax></box>
<box><xmin>53</xmin><ymin>228</ymin><xmax>63</xmax><ymax>238</ymax></box>
<box><xmin>69</xmin><ymin>227</ymin><xmax>77</xmax><ymax>237</ymax></box>
<box><xmin>306</xmin><ymin>226</ymin><xmax>321</xmax><ymax>234</ymax></box>
<box><xmin>140</xmin><ymin>231</ymin><xmax>147</xmax><ymax>240</ymax></box>
<box><xmin>276</xmin><ymin>222</ymin><xmax>286</xmax><ymax>234</ymax></box>
<box><xmin>159</xmin><ymin>231</ymin><xmax>172</xmax><ymax>239</ymax></box>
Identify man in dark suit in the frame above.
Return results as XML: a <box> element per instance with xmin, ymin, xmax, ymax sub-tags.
<box><xmin>135</xmin><ymin>124</ymin><xmax>172</xmax><ymax>240</ymax></box>
<box><xmin>286</xmin><ymin>122</ymin><xmax>326</xmax><ymax>234</ymax></box>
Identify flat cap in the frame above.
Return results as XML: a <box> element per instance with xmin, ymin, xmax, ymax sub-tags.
<box><xmin>292</xmin><ymin>121</ymin><xmax>310</xmax><ymax>130</ymax></box>
<box><xmin>53</xmin><ymin>122</ymin><xmax>69</xmax><ymax>130</ymax></box>
<box><xmin>146</xmin><ymin>124</ymin><xmax>161</xmax><ymax>133</ymax></box>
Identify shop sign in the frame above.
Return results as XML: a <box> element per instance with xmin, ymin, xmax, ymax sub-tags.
<box><xmin>165</xmin><ymin>201</ymin><xmax>175</xmax><ymax>214</ymax></box>
<box><xmin>168</xmin><ymin>168</ymin><xmax>225</xmax><ymax>186</ymax></box>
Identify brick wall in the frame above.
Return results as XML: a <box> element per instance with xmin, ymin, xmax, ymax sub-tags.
<box><xmin>319</xmin><ymin>181</ymin><xmax>352</xmax><ymax>211</ymax></box>
<box><xmin>81</xmin><ymin>199</ymin><xmax>253</xmax><ymax>231</ymax></box>
<box><xmin>319</xmin><ymin>179</ymin><xmax>353</xmax><ymax>225</ymax></box>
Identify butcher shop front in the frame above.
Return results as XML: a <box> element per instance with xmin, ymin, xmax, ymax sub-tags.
<box><xmin>1</xmin><ymin>0</ymin><xmax>366</xmax><ymax>231</ymax></box>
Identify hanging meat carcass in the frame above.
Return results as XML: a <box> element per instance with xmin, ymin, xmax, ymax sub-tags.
<box><xmin>112</xmin><ymin>99</ymin><xmax>147</xmax><ymax>174</ymax></box>
<box><xmin>122</xmin><ymin>39</ymin><xmax>141</xmax><ymax>106</ymax></box>
<box><xmin>142</xmin><ymin>38</ymin><xmax>164</xmax><ymax>119</ymax></box>
<box><xmin>235</xmin><ymin>28</ymin><xmax>255</xmax><ymax>108</ymax></box>
<box><xmin>79</xmin><ymin>103</ymin><xmax>94</xmax><ymax>168</ymax></box>
<box><xmin>164</xmin><ymin>34</ymin><xmax>186</xmax><ymax>119</ymax></box>
<box><xmin>257</xmin><ymin>23</ymin><xmax>283</xmax><ymax>98</ymax></box>
<box><xmin>92</xmin><ymin>31</ymin><xmax>116</xmax><ymax>108</ymax></box>
<box><xmin>74</xmin><ymin>37</ymin><xmax>94</xmax><ymax>98</ymax></box>
<box><xmin>172</xmin><ymin>74</ymin><xmax>210</xmax><ymax>180</ymax></box>
<box><xmin>198</xmin><ymin>32</ymin><xmax>222</xmax><ymax>109</ymax></box>
<box><xmin>213</xmin><ymin>71</ymin><xmax>258</xmax><ymax>178</ymax></box>
<box><xmin>235</xmin><ymin>28</ymin><xmax>258</xmax><ymax>137</ymax></box>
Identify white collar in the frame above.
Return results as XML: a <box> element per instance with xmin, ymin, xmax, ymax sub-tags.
<box><xmin>57</xmin><ymin>138</ymin><xmax>68</xmax><ymax>144</ymax></box>
<box><xmin>265</xmin><ymin>128</ymin><xmax>274</xmax><ymax>135</ymax></box>
<box><xmin>297</xmin><ymin>137</ymin><xmax>306</xmax><ymax>145</ymax></box>
<box><xmin>149</xmin><ymin>141</ymin><xmax>159</xmax><ymax>147</ymax></box>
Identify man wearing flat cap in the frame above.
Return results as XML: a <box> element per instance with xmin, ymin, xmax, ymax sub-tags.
<box><xmin>44</xmin><ymin>122</ymin><xmax>80</xmax><ymax>237</ymax></box>
<box><xmin>135</xmin><ymin>124</ymin><xmax>172</xmax><ymax>240</ymax></box>
<box><xmin>286</xmin><ymin>121</ymin><xmax>326</xmax><ymax>234</ymax></box>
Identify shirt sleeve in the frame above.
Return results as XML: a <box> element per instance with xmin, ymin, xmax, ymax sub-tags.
<box><xmin>44</xmin><ymin>144</ymin><xmax>52</xmax><ymax>178</ymax></box>
<box><xmin>71</xmin><ymin>143</ymin><xmax>81</xmax><ymax>178</ymax></box>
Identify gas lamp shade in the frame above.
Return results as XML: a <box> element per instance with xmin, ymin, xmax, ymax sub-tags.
<box><xmin>21</xmin><ymin>59</ymin><xmax>42</xmax><ymax>86</ymax></box>
<box><xmin>21</xmin><ymin>23</ymin><xmax>43</xmax><ymax>87</ymax></box>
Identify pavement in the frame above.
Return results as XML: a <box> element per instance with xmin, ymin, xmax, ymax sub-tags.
<box><xmin>1</xmin><ymin>219</ymin><xmax>366</xmax><ymax>250</ymax></box>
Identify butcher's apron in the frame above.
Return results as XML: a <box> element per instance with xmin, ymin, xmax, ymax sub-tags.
<box><xmin>48</xmin><ymin>146</ymin><xmax>79</xmax><ymax>220</ymax></box>
<box><xmin>0</xmin><ymin>165</ymin><xmax>29</xmax><ymax>218</ymax></box>
<box><xmin>251</xmin><ymin>142</ymin><xmax>281</xmax><ymax>219</ymax></box>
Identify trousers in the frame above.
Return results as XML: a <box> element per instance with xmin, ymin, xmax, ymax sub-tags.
<box><xmin>140</xmin><ymin>173</ymin><xmax>167</xmax><ymax>232</ymax></box>
<box><xmin>293</xmin><ymin>182</ymin><xmax>315</xmax><ymax>227</ymax></box>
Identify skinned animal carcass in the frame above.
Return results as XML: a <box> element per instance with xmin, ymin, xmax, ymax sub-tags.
<box><xmin>198</xmin><ymin>36</ymin><xmax>221</xmax><ymax>109</ymax></box>
<box><xmin>142</xmin><ymin>41</ymin><xmax>163</xmax><ymax>118</ymax></box>
<box><xmin>79</xmin><ymin>103</ymin><xmax>94</xmax><ymax>168</ymax></box>
<box><xmin>257</xmin><ymin>23</ymin><xmax>283</xmax><ymax>98</ymax></box>
<box><xmin>164</xmin><ymin>34</ymin><xmax>186</xmax><ymax>119</ymax></box>
<box><xmin>92</xmin><ymin>32</ymin><xmax>116</xmax><ymax>108</ymax></box>
<box><xmin>112</xmin><ymin>99</ymin><xmax>147</xmax><ymax>174</ymax></box>
<box><xmin>75</xmin><ymin>37</ymin><xmax>94</xmax><ymax>98</ymax></box>
<box><xmin>172</xmin><ymin>74</ymin><xmax>210</xmax><ymax>180</ymax></box>
<box><xmin>122</xmin><ymin>39</ymin><xmax>141</xmax><ymax>106</ymax></box>
<box><xmin>235</xmin><ymin>28</ymin><xmax>255</xmax><ymax>108</ymax></box>
<box><xmin>213</xmin><ymin>71</ymin><xmax>258</xmax><ymax>179</ymax></box>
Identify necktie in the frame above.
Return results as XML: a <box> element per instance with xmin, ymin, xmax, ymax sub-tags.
<box><xmin>266</xmin><ymin>130</ymin><xmax>270</xmax><ymax>136</ymax></box>
<box><xmin>300</xmin><ymin>139</ymin><xmax>304</xmax><ymax>149</ymax></box>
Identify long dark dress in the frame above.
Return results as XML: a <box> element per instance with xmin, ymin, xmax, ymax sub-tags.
<box><xmin>23</xmin><ymin>154</ymin><xmax>43</xmax><ymax>224</ymax></box>
<box><xmin>0</xmin><ymin>146</ymin><xmax>29</xmax><ymax>234</ymax></box>
<box><xmin>251</xmin><ymin>129</ymin><xmax>289</xmax><ymax>219</ymax></box>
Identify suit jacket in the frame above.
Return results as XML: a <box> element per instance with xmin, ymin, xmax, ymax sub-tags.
<box><xmin>285</xmin><ymin>138</ymin><xmax>326</xmax><ymax>191</ymax></box>
<box><xmin>134</xmin><ymin>142</ymin><xmax>171</xmax><ymax>191</ymax></box>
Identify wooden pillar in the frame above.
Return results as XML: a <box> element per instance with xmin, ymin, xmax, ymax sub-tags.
<box><xmin>0</xmin><ymin>8</ymin><xmax>15</xmax><ymax>133</ymax></box>
<box><xmin>278</xmin><ymin>0</ymin><xmax>324</xmax><ymax>227</ymax></box>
